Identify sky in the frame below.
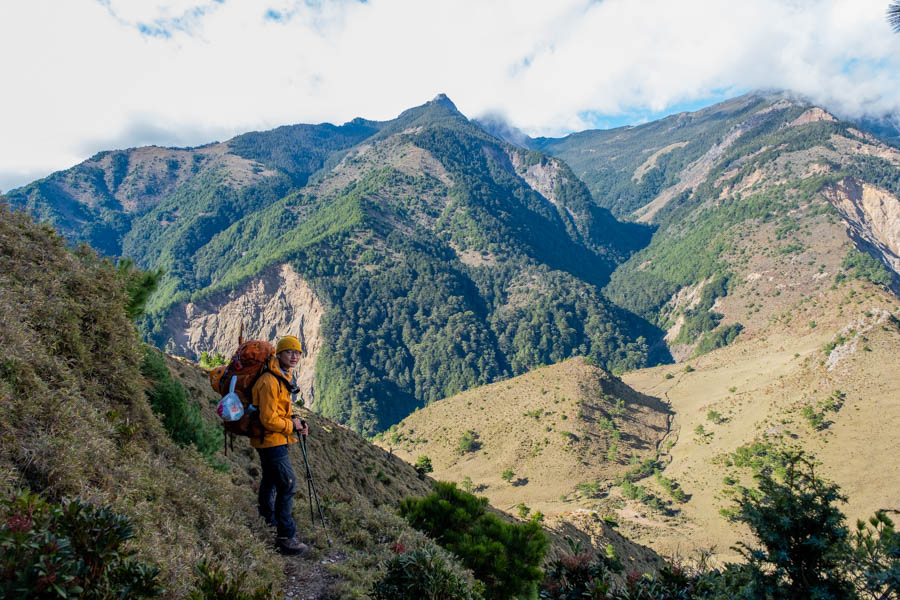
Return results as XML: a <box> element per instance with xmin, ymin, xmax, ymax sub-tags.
<box><xmin>2</xmin><ymin>0</ymin><xmax>900</xmax><ymax>193</ymax></box>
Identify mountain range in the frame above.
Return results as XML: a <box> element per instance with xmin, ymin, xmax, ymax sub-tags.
<box><xmin>4</xmin><ymin>91</ymin><xmax>898</xmax><ymax>437</ymax></box>
<box><xmin>3</xmin><ymin>88</ymin><xmax>899</xmax><ymax>594</ymax></box>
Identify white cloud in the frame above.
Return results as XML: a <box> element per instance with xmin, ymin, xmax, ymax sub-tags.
<box><xmin>1</xmin><ymin>0</ymin><xmax>899</xmax><ymax>191</ymax></box>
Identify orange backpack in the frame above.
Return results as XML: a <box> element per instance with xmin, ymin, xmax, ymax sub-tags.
<box><xmin>209</xmin><ymin>340</ymin><xmax>275</xmax><ymax>454</ymax></box>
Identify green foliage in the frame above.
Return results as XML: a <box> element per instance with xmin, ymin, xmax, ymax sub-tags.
<box><xmin>517</xmin><ymin>503</ymin><xmax>531</xmax><ymax>520</ymax></box>
<box><xmin>116</xmin><ymin>258</ymin><xmax>163</xmax><ymax>321</ymax></box>
<box><xmin>229</xmin><ymin>120</ymin><xmax>379</xmax><ymax>185</ymax></box>
<box><xmin>693</xmin><ymin>323</ymin><xmax>743</xmax><ymax>357</ymax></box>
<box><xmin>198</xmin><ymin>351</ymin><xmax>227</xmax><ymax>368</ymax></box>
<box><xmin>675</xmin><ymin>274</ymin><xmax>731</xmax><ymax>345</ymax></box>
<box><xmin>461</xmin><ymin>476</ymin><xmax>474</xmax><ymax>493</ymax></box>
<box><xmin>372</xmin><ymin>546</ymin><xmax>484</xmax><ymax>600</ymax></box>
<box><xmin>848</xmin><ymin>512</ymin><xmax>900</xmax><ymax>600</ymax></box>
<box><xmin>575</xmin><ymin>482</ymin><xmax>600</xmax><ymax>498</ymax></box>
<box><xmin>501</xmin><ymin>469</ymin><xmax>516</xmax><ymax>484</ymax></box>
<box><xmin>458</xmin><ymin>430</ymin><xmax>482</xmax><ymax>455</ymax></box>
<box><xmin>415</xmin><ymin>456</ymin><xmax>434</xmax><ymax>474</ymax></box>
<box><xmin>655</xmin><ymin>471</ymin><xmax>688</xmax><ymax>503</ymax></box>
<box><xmin>802</xmin><ymin>404</ymin><xmax>826</xmax><ymax>430</ymax></box>
<box><xmin>618</xmin><ymin>458</ymin><xmax>658</xmax><ymax>483</ymax></box>
<box><xmin>0</xmin><ymin>491</ymin><xmax>163</xmax><ymax>599</ymax></box>
<box><xmin>839</xmin><ymin>248</ymin><xmax>893</xmax><ymax>287</ymax></box>
<box><xmin>140</xmin><ymin>348</ymin><xmax>220</xmax><ymax>458</ymax></box>
<box><xmin>398</xmin><ymin>482</ymin><xmax>548</xmax><ymax>600</ymax></box>
<box><xmin>731</xmin><ymin>452</ymin><xmax>857</xmax><ymax>599</ymax></box>
<box><xmin>539</xmin><ymin>541</ymin><xmax>622</xmax><ymax>599</ymax></box>
<box><xmin>707</xmin><ymin>410</ymin><xmax>726</xmax><ymax>424</ymax></box>
<box><xmin>186</xmin><ymin>561</ymin><xmax>279</xmax><ymax>600</ymax></box>
<box><xmin>727</xmin><ymin>440</ymin><xmax>785</xmax><ymax>476</ymax></box>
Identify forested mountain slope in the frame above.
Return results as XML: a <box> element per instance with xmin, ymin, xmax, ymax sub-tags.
<box><xmin>0</xmin><ymin>205</ymin><xmax>666</xmax><ymax>597</ymax></box>
<box><xmin>3</xmin><ymin>95</ymin><xmax>657</xmax><ymax>435</ymax></box>
<box><xmin>540</xmin><ymin>92</ymin><xmax>899</xmax><ymax>359</ymax></box>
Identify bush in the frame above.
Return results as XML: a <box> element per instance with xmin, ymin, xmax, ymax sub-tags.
<box><xmin>731</xmin><ymin>451</ymin><xmax>856</xmax><ymax>599</ymax></box>
<box><xmin>0</xmin><ymin>491</ymin><xmax>163</xmax><ymax>599</ymax></box>
<box><xmin>141</xmin><ymin>348</ymin><xmax>220</xmax><ymax>458</ymax></box>
<box><xmin>372</xmin><ymin>546</ymin><xmax>484</xmax><ymax>600</ymax></box>
<box><xmin>399</xmin><ymin>482</ymin><xmax>548</xmax><ymax>600</ymax></box>
<box><xmin>458</xmin><ymin>430</ymin><xmax>481</xmax><ymax>454</ymax></box>
<box><xmin>539</xmin><ymin>538</ymin><xmax>623</xmax><ymax>599</ymax></box>
<box><xmin>415</xmin><ymin>456</ymin><xmax>434</xmax><ymax>473</ymax></box>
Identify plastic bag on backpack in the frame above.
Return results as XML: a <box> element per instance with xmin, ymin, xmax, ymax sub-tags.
<box><xmin>216</xmin><ymin>376</ymin><xmax>244</xmax><ymax>422</ymax></box>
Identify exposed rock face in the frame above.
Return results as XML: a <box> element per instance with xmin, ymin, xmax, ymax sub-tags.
<box><xmin>824</xmin><ymin>178</ymin><xmax>900</xmax><ymax>275</ymax></box>
<box><xmin>507</xmin><ymin>150</ymin><xmax>563</xmax><ymax>206</ymax></box>
<box><xmin>634</xmin><ymin>126</ymin><xmax>744</xmax><ymax>223</ymax></box>
<box><xmin>162</xmin><ymin>263</ymin><xmax>324</xmax><ymax>407</ymax></box>
<box><xmin>788</xmin><ymin>107</ymin><xmax>836</xmax><ymax>127</ymax></box>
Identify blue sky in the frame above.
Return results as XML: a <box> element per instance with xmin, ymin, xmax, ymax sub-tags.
<box><xmin>1</xmin><ymin>0</ymin><xmax>899</xmax><ymax>192</ymax></box>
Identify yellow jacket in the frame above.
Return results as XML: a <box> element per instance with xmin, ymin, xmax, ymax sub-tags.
<box><xmin>250</xmin><ymin>357</ymin><xmax>298</xmax><ymax>449</ymax></box>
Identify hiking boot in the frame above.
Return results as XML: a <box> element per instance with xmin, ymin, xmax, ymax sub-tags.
<box><xmin>277</xmin><ymin>535</ymin><xmax>310</xmax><ymax>556</ymax></box>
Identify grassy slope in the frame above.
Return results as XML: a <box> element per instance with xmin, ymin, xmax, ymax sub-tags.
<box><xmin>621</xmin><ymin>279</ymin><xmax>900</xmax><ymax>562</ymax></box>
<box><xmin>0</xmin><ymin>204</ymin><xmax>282</xmax><ymax>596</ymax></box>
<box><xmin>380</xmin><ymin>280</ymin><xmax>900</xmax><ymax>567</ymax></box>
<box><xmin>0</xmin><ymin>203</ymin><xmax>486</xmax><ymax>598</ymax></box>
<box><xmin>377</xmin><ymin>357</ymin><xmax>668</xmax><ymax>572</ymax></box>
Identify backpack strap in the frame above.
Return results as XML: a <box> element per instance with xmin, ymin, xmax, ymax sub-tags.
<box><xmin>248</xmin><ymin>362</ymin><xmax>300</xmax><ymax>444</ymax></box>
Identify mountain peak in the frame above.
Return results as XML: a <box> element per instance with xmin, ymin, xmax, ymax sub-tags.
<box><xmin>429</xmin><ymin>93</ymin><xmax>458</xmax><ymax>112</ymax></box>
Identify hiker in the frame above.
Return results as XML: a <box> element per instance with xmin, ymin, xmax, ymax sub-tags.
<box><xmin>252</xmin><ymin>334</ymin><xmax>309</xmax><ymax>555</ymax></box>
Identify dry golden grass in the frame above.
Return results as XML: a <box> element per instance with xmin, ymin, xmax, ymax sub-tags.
<box><xmin>376</xmin><ymin>357</ymin><xmax>669</xmax><ymax>567</ymax></box>
<box><xmin>0</xmin><ymin>205</ymin><xmax>283</xmax><ymax>596</ymax></box>
<box><xmin>378</xmin><ymin>279</ymin><xmax>900</xmax><ymax>571</ymax></box>
<box><xmin>623</xmin><ymin>280</ymin><xmax>900</xmax><ymax>562</ymax></box>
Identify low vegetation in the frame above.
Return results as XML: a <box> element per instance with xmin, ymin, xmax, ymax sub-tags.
<box><xmin>541</xmin><ymin>452</ymin><xmax>898</xmax><ymax>600</ymax></box>
<box><xmin>398</xmin><ymin>482</ymin><xmax>548</xmax><ymax>600</ymax></box>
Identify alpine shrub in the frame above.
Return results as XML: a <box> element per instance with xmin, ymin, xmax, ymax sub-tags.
<box><xmin>399</xmin><ymin>482</ymin><xmax>548</xmax><ymax>600</ymax></box>
<box><xmin>0</xmin><ymin>491</ymin><xmax>163</xmax><ymax>599</ymax></box>
<box><xmin>371</xmin><ymin>547</ymin><xmax>484</xmax><ymax>600</ymax></box>
<box><xmin>140</xmin><ymin>347</ymin><xmax>220</xmax><ymax>458</ymax></box>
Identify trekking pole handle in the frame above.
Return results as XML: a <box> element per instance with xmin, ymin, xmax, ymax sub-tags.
<box><xmin>292</xmin><ymin>415</ymin><xmax>308</xmax><ymax>439</ymax></box>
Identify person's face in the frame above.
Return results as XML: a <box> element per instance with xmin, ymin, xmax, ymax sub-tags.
<box><xmin>277</xmin><ymin>349</ymin><xmax>301</xmax><ymax>370</ymax></box>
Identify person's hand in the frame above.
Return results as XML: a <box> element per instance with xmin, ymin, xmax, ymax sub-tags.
<box><xmin>291</xmin><ymin>416</ymin><xmax>308</xmax><ymax>437</ymax></box>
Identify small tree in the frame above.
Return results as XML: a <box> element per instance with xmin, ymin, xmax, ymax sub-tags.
<box><xmin>461</xmin><ymin>476</ymin><xmax>474</xmax><ymax>493</ymax></box>
<box><xmin>415</xmin><ymin>455</ymin><xmax>434</xmax><ymax>474</ymax></box>
<box><xmin>517</xmin><ymin>503</ymin><xmax>531</xmax><ymax>519</ymax></box>
<box><xmin>732</xmin><ymin>451</ymin><xmax>856</xmax><ymax>599</ymax></box>
<box><xmin>399</xmin><ymin>482</ymin><xmax>547</xmax><ymax>600</ymax></box>
<box><xmin>458</xmin><ymin>430</ymin><xmax>481</xmax><ymax>454</ymax></box>
<box><xmin>502</xmin><ymin>469</ymin><xmax>515</xmax><ymax>484</ymax></box>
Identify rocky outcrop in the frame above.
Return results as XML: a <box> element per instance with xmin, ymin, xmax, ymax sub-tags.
<box><xmin>507</xmin><ymin>150</ymin><xmax>563</xmax><ymax>207</ymax></box>
<box><xmin>162</xmin><ymin>263</ymin><xmax>324</xmax><ymax>407</ymax></box>
<box><xmin>788</xmin><ymin>107</ymin><xmax>836</xmax><ymax>127</ymax></box>
<box><xmin>824</xmin><ymin>178</ymin><xmax>900</xmax><ymax>276</ymax></box>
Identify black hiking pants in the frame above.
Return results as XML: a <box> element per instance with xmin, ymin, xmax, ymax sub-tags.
<box><xmin>256</xmin><ymin>444</ymin><xmax>297</xmax><ymax>539</ymax></box>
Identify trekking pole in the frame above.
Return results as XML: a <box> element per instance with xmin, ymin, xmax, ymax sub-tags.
<box><xmin>296</xmin><ymin>420</ymin><xmax>331</xmax><ymax>546</ymax></box>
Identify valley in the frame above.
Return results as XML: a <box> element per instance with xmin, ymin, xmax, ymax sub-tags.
<box><xmin>2</xmin><ymin>88</ymin><xmax>899</xmax><ymax>597</ymax></box>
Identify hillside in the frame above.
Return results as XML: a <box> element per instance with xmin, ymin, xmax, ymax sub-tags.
<box><xmin>2</xmin><ymin>203</ymin><xmax>671</xmax><ymax>597</ymax></box>
<box><xmin>0</xmin><ymin>203</ymin><xmax>618</xmax><ymax>598</ymax></box>
<box><xmin>385</xmin><ymin>279</ymin><xmax>900</xmax><ymax>564</ymax></box>
<box><xmin>621</xmin><ymin>278</ymin><xmax>900</xmax><ymax>561</ymax></box>
<box><xmin>537</xmin><ymin>92</ymin><xmax>899</xmax><ymax>361</ymax></box>
<box><xmin>4</xmin><ymin>95</ymin><xmax>658</xmax><ymax>436</ymax></box>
